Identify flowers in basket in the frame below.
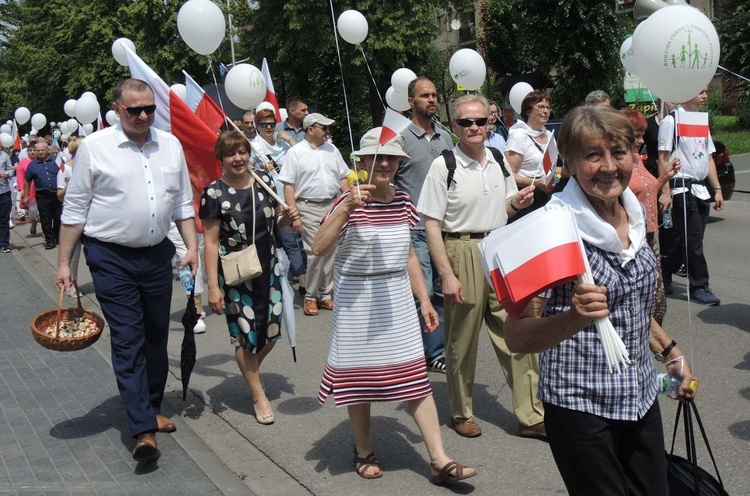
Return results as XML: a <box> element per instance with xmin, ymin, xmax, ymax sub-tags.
<box><xmin>44</xmin><ymin>316</ymin><xmax>99</xmax><ymax>339</ymax></box>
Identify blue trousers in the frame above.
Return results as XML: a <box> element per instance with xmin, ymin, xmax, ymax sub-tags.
<box><xmin>411</xmin><ymin>230</ymin><xmax>445</xmax><ymax>361</ymax></box>
<box><xmin>83</xmin><ymin>236</ymin><xmax>175</xmax><ymax>438</ymax></box>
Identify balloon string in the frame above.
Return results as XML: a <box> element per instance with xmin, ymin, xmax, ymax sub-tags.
<box><xmin>432</xmin><ymin>117</ymin><xmax>459</xmax><ymax>143</ymax></box>
<box><xmin>327</xmin><ymin>0</ymin><xmax>356</xmax><ymax>161</ymax></box>
<box><xmin>718</xmin><ymin>65</ymin><xmax>750</xmax><ymax>83</ymax></box>
<box><xmin>358</xmin><ymin>45</ymin><xmax>385</xmax><ymax>110</ymax></box>
<box><xmin>207</xmin><ymin>58</ymin><xmax>227</xmax><ymax>113</ymax></box>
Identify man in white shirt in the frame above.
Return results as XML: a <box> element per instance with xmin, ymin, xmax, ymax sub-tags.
<box><xmin>658</xmin><ymin>88</ymin><xmax>723</xmax><ymax>306</ymax></box>
<box><xmin>55</xmin><ymin>79</ymin><xmax>198</xmax><ymax>461</ymax></box>
<box><xmin>418</xmin><ymin>95</ymin><xmax>545</xmax><ymax>439</ymax></box>
<box><xmin>278</xmin><ymin>113</ymin><xmax>349</xmax><ymax>316</ymax></box>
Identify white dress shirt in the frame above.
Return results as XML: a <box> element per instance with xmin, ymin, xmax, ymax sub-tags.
<box><xmin>276</xmin><ymin>139</ymin><xmax>348</xmax><ymax>201</ymax></box>
<box><xmin>61</xmin><ymin>124</ymin><xmax>194</xmax><ymax>248</ymax></box>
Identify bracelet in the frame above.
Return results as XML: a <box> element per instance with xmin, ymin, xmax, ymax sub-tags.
<box><xmin>713</xmin><ymin>186</ymin><xmax>721</xmax><ymax>190</ymax></box>
<box><xmin>510</xmin><ymin>200</ymin><xmax>520</xmax><ymax>212</ymax></box>
<box><xmin>664</xmin><ymin>355</ymin><xmax>684</xmax><ymax>367</ymax></box>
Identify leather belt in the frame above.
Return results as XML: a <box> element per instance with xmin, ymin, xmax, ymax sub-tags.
<box><xmin>669</xmin><ymin>178</ymin><xmax>693</xmax><ymax>189</ymax></box>
<box><xmin>444</xmin><ymin>232</ymin><xmax>489</xmax><ymax>240</ymax></box>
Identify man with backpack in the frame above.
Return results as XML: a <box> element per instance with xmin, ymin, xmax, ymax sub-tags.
<box><xmin>417</xmin><ymin>94</ymin><xmax>545</xmax><ymax>439</ymax></box>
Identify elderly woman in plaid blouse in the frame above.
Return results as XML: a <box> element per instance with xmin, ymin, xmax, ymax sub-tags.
<box><xmin>506</xmin><ymin>106</ymin><xmax>697</xmax><ymax>496</ymax></box>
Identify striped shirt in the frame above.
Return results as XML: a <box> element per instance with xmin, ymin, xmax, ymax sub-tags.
<box><xmin>538</xmin><ymin>241</ymin><xmax>659</xmax><ymax>421</ymax></box>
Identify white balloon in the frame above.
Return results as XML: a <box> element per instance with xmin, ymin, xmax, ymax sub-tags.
<box><xmin>0</xmin><ymin>124</ymin><xmax>10</xmax><ymax>134</ymax></box>
<box><xmin>80</xmin><ymin>91</ymin><xmax>97</xmax><ymax>100</ymax></box>
<box><xmin>337</xmin><ymin>10</ymin><xmax>368</xmax><ymax>45</ymax></box>
<box><xmin>30</xmin><ymin>129</ymin><xmax>38</xmax><ymax>136</ymax></box>
<box><xmin>59</xmin><ymin>121</ymin><xmax>69</xmax><ymax>134</ymax></box>
<box><xmin>5</xmin><ymin>120</ymin><xmax>11</xmax><ymax>126</ymax></box>
<box><xmin>620</xmin><ymin>36</ymin><xmax>637</xmax><ymax>74</ymax></box>
<box><xmin>61</xmin><ymin>133</ymin><xmax>71</xmax><ymax>141</ymax></box>
<box><xmin>64</xmin><ymin>99</ymin><xmax>77</xmax><ymax>118</ymax></box>
<box><xmin>449</xmin><ymin>49</ymin><xmax>487</xmax><ymax>91</ymax></box>
<box><xmin>391</xmin><ymin>68</ymin><xmax>417</xmax><ymax>94</ymax></box>
<box><xmin>82</xmin><ymin>123</ymin><xmax>94</xmax><ymax>135</ymax></box>
<box><xmin>509</xmin><ymin>82</ymin><xmax>534</xmax><ymax>115</ymax></box>
<box><xmin>112</xmin><ymin>38</ymin><xmax>136</xmax><ymax>66</ymax></box>
<box><xmin>224</xmin><ymin>64</ymin><xmax>267</xmax><ymax>110</ymax></box>
<box><xmin>177</xmin><ymin>0</ymin><xmax>226</xmax><ymax>55</ymax></box>
<box><xmin>31</xmin><ymin>113</ymin><xmax>47</xmax><ymax>131</ymax></box>
<box><xmin>67</xmin><ymin>118</ymin><xmax>78</xmax><ymax>131</ymax></box>
<box><xmin>633</xmin><ymin>5</ymin><xmax>720</xmax><ymax>103</ymax></box>
<box><xmin>75</xmin><ymin>98</ymin><xmax>100</xmax><ymax>124</ymax></box>
<box><xmin>53</xmin><ymin>130</ymin><xmax>61</xmax><ymax>138</ymax></box>
<box><xmin>0</xmin><ymin>133</ymin><xmax>13</xmax><ymax>148</ymax></box>
<box><xmin>170</xmin><ymin>84</ymin><xmax>188</xmax><ymax>103</ymax></box>
<box><xmin>385</xmin><ymin>87</ymin><xmax>410</xmax><ymax>112</ymax></box>
<box><xmin>105</xmin><ymin>110</ymin><xmax>119</xmax><ymax>126</ymax></box>
<box><xmin>50</xmin><ymin>121</ymin><xmax>56</xmax><ymax>128</ymax></box>
<box><xmin>14</xmin><ymin>107</ymin><xmax>30</xmax><ymax>125</ymax></box>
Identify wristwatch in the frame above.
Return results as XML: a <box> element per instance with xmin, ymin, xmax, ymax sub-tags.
<box><xmin>655</xmin><ymin>340</ymin><xmax>677</xmax><ymax>362</ymax></box>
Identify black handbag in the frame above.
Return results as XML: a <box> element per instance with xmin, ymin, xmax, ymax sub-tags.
<box><xmin>666</xmin><ymin>399</ymin><xmax>728</xmax><ymax>496</ymax></box>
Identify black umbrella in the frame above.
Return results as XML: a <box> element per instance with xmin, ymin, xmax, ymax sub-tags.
<box><xmin>180</xmin><ymin>288</ymin><xmax>198</xmax><ymax>401</ymax></box>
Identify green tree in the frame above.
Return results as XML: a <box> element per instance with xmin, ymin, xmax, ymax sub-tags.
<box><xmin>715</xmin><ymin>0</ymin><xmax>750</xmax><ymax>98</ymax></box>
<box><xmin>480</xmin><ymin>0</ymin><xmax>630</xmax><ymax>116</ymax></box>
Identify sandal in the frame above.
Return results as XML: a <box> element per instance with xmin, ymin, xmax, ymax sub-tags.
<box><xmin>430</xmin><ymin>461</ymin><xmax>477</xmax><ymax>485</ymax></box>
<box><xmin>353</xmin><ymin>446</ymin><xmax>382</xmax><ymax>479</ymax></box>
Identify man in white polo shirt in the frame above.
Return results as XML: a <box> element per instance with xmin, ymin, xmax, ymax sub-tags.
<box><xmin>278</xmin><ymin>113</ymin><xmax>349</xmax><ymax>316</ymax></box>
<box><xmin>418</xmin><ymin>94</ymin><xmax>545</xmax><ymax>440</ymax></box>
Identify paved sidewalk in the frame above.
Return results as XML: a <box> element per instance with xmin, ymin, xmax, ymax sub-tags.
<box><xmin>0</xmin><ymin>234</ymin><xmax>249</xmax><ymax>494</ymax></box>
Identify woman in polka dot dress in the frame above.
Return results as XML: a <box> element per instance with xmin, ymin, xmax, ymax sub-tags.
<box><xmin>200</xmin><ymin>131</ymin><xmax>300</xmax><ymax>425</ymax></box>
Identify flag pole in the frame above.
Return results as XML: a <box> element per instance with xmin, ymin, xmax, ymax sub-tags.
<box><xmin>226</xmin><ymin>0</ymin><xmax>236</xmax><ymax>66</ymax></box>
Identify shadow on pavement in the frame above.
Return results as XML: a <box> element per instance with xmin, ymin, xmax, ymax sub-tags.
<box><xmin>50</xmin><ymin>395</ymin><xmax>127</xmax><ymax>440</ymax></box>
<box><xmin>429</xmin><ymin>380</ymin><xmax>517</xmax><ymax>437</ymax></box>
<box><xmin>697</xmin><ymin>303</ymin><xmax>750</xmax><ymax>333</ymax></box>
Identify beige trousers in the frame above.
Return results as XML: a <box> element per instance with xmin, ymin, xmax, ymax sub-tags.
<box><xmin>297</xmin><ymin>198</ymin><xmax>336</xmax><ymax>301</ymax></box>
<box><xmin>443</xmin><ymin>236</ymin><xmax>544</xmax><ymax>426</ymax></box>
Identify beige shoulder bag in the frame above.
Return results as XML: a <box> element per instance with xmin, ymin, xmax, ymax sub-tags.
<box><xmin>220</xmin><ymin>182</ymin><xmax>263</xmax><ymax>286</ymax></box>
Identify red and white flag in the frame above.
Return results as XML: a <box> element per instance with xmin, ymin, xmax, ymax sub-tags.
<box><xmin>379</xmin><ymin>108</ymin><xmax>412</xmax><ymax>145</ymax></box>
<box><xmin>96</xmin><ymin>112</ymin><xmax>105</xmax><ymax>131</ymax></box>
<box><xmin>541</xmin><ymin>136</ymin><xmax>558</xmax><ymax>191</ymax></box>
<box><xmin>261</xmin><ymin>58</ymin><xmax>281</xmax><ymax>121</ymax></box>
<box><xmin>676</xmin><ymin>111</ymin><xmax>709</xmax><ymax>139</ymax></box>
<box><xmin>184</xmin><ymin>70</ymin><xmax>227</xmax><ymax>134</ymax></box>
<box><xmin>12</xmin><ymin>120</ymin><xmax>21</xmax><ymax>151</ymax></box>
<box><xmin>480</xmin><ymin>207</ymin><xmax>586</xmax><ymax>318</ymax></box>
<box><xmin>124</xmin><ymin>46</ymin><xmax>222</xmax><ymax>232</ymax></box>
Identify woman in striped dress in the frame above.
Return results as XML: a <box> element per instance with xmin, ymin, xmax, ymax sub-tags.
<box><xmin>312</xmin><ymin>128</ymin><xmax>476</xmax><ymax>485</ymax></box>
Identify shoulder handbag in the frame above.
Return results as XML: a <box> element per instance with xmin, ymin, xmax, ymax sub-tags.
<box><xmin>220</xmin><ymin>182</ymin><xmax>263</xmax><ymax>286</ymax></box>
<box><xmin>667</xmin><ymin>398</ymin><xmax>728</xmax><ymax>496</ymax></box>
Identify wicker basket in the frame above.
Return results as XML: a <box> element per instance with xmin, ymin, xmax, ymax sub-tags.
<box><xmin>30</xmin><ymin>283</ymin><xmax>105</xmax><ymax>352</ymax></box>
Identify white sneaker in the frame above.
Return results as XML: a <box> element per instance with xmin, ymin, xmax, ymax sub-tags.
<box><xmin>193</xmin><ymin>317</ymin><xmax>207</xmax><ymax>334</ymax></box>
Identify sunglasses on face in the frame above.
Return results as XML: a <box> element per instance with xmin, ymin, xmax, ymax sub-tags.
<box><xmin>455</xmin><ymin>117</ymin><xmax>488</xmax><ymax>128</ymax></box>
<box><xmin>315</xmin><ymin>125</ymin><xmax>329</xmax><ymax>132</ymax></box>
<box><xmin>257</xmin><ymin>122</ymin><xmax>276</xmax><ymax>129</ymax></box>
<box><xmin>116</xmin><ymin>102</ymin><xmax>157</xmax><ymax>117</ymax></box>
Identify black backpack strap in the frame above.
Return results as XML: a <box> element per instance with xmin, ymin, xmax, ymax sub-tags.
<box><xmin>442</xmin><ymin>149</ymin><xmax>457</xmax><ymax>190</ymax></box>
<box><xmin>487</xmin><ymin>147</ymin><xmax>510</xmax><ymax>178</ymax></box>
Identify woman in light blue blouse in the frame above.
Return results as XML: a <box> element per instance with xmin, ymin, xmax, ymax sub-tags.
<box><xmin>505</xmin><ymin>106</ymin><xmax>697</xmax><ymax>496</ymax></box>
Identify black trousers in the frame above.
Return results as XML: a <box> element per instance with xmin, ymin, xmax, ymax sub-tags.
<box><xmin>35</xmin><ymin>190</ymin><xmax>62</xmax><ymax>244</ymax></box>
<box><xmin>83</xmin><ymin>236</ymin><xmax>175</xmax><ymax>438</ymax></box>
<box><xmin>0</xmin><ymin>191</ymin><xmax>11</xmax><ymax>248</ymax></box>
<box><xmin>660</xmin><ymin>192</ymin><xmax>710</xmax><ymax>291</ymax></box>
<box><xmin>545</xmin><ymin>401</ymin><xmax>667</xmax><ymax>496</ymax></box>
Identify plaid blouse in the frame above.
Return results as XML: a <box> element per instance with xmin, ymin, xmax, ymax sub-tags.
<box><xmin>538</xmin><ymin>241</ymin><xmax>659</xmax><ymax>421</ymax></box>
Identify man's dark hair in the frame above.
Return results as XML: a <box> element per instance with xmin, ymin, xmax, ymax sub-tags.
<box><xmin>286</xmin><ymin>96</ymin><xmax>306</xmax><ymax>110</ymax></box>
<box><xmin>407</xmin><ymin>76</ymin><xmax>432</xmax><ymax>98</ymax></box>
<box><xmin>114</xmin><ymin>79</ymin><xmax>154</xmax><ymax>103</ymax></box>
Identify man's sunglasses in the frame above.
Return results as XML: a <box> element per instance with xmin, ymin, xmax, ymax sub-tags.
<box><xmin>116</xmin><ymin>103</ymin><xmax>157</xmax><ymax>117</ymax></box>
<box><xmin>257</xmin><ymin>122</ymin><xmax>276</xmax><ymax>129</ymax></box>
<box><xmin>454</xmin><ymin>117</ymin><xmax>488</xmax><ymax>128</ymax></box>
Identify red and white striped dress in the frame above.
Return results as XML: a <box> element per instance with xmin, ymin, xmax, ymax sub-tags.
<box><xmin>317</xmin><ymin>189</ymin><xmax>431</xmax><ymax>407</ymax></box>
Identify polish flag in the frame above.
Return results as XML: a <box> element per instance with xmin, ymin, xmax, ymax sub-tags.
<box><xmin>12</xmin><ymin>120</ymin><xmax>21</xmax><ymax>151</ymax></box>
<box><xmin>480</xmin><ymin>207</ymin><xmax>586</xmax><ymax>317</ymax></box>
<box><xmin>676</xmin><ymin>111</ymin><xmax>709</xmax><ymax>138</ymax></box>
<box><xmin>96</xmin><ymin>112</ymin><xmax>105</xmax><ymax>131</ymax></box>
<box><xmin>541</xmin><ymin>136</ymin><xmax>558</xmax><ymax>191</ymax></box>
<box><xmin>184</xmin><ymin>70</ymin><xmax>227</xmax><ymax>134</ymax></box>
<box><xmin>261</xmin><ymin>58</ymin><xmax>281</xmax><ymax>121</ymax></box>
<box><xmin>379</xmin><ymin>108</ymin><xmax>412</xmax><ymax>145</ymax></box>
<box><xmin>124</xmin><ymin>46</ymin><xmax>222</xmax><ymax>232</ymax></box>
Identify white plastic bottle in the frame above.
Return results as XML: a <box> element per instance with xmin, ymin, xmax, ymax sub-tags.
<box><xmin>655</xmin><ymin>373</ymin><xmax>681</xmax><ymax>398</ymax></box>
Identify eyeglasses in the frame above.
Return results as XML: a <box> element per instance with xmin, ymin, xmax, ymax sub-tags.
<box><xmin>533</xmin><ymin>105</ymin><xmax>551</xmax><ymax>112</ymax></box>
<box><xmin>116</xmin><ymin>102</ymin><xmax>157</xmax><ymax>117</ymax></box>
<box><xmin>454</xmin><ymin>117</ymin><xmax>488</xmax><ymax>128</ymax></box>
<box><xmin>314</xmin><ymin>125</ymin><xmax>329</xmax><ymax>132</ymax></box>
<box><xmin>257</xmin><ymin>122</ymin><xmax>276</xmax><ymax>129</ymax></box>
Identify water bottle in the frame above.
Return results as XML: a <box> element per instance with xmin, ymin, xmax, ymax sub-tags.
<box><xmin>655</xmin><ymin>373</ymin><xmax>681</xmax><ymax>398</ymax></box>
<box><xmin>662</xmin><ymin>208</ymin><xmax>673</xmax><ymax>229</ymax></box>
<box><xmin>179</xmin><ymin>266</ymin><xmax>194</xmax><ymax>293</ymax></box>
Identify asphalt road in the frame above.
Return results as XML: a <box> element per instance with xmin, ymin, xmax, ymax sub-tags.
<box><xmin>6</xmin><ymin>153</ymin><xmax>749</xmax><ymax>495</ymax></box>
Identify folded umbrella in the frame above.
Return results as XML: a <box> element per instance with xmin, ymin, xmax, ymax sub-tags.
<box><xmin>180</xmin><ymin>288</ymin><xmax>198</xmax><ymax>400</ymax></box>
<box><xmin>277</xmin><ymin>250</ymin><xmax>297</xmax><ymax>362</ymax></box>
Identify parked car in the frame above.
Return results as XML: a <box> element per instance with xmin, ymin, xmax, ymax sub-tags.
<box><xmin>709</xmin><ymin>140</ymin><xmax>735</xmax><ymax>202</ymax></box>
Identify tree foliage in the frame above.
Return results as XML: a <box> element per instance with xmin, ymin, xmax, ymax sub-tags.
<box><xmin>480</xmin><ymin>0</ymin><xmax>630</xmax><ymax>117</ymax></box>
<box><xmin>0</xmin><ymin>0</ymin><xmax>250</xmax><ymax>132</ymax></box>
<box><xmin>715</xmin><ymin>0</ymin><xmax>750</xmax><ymax>97</ymax></box>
